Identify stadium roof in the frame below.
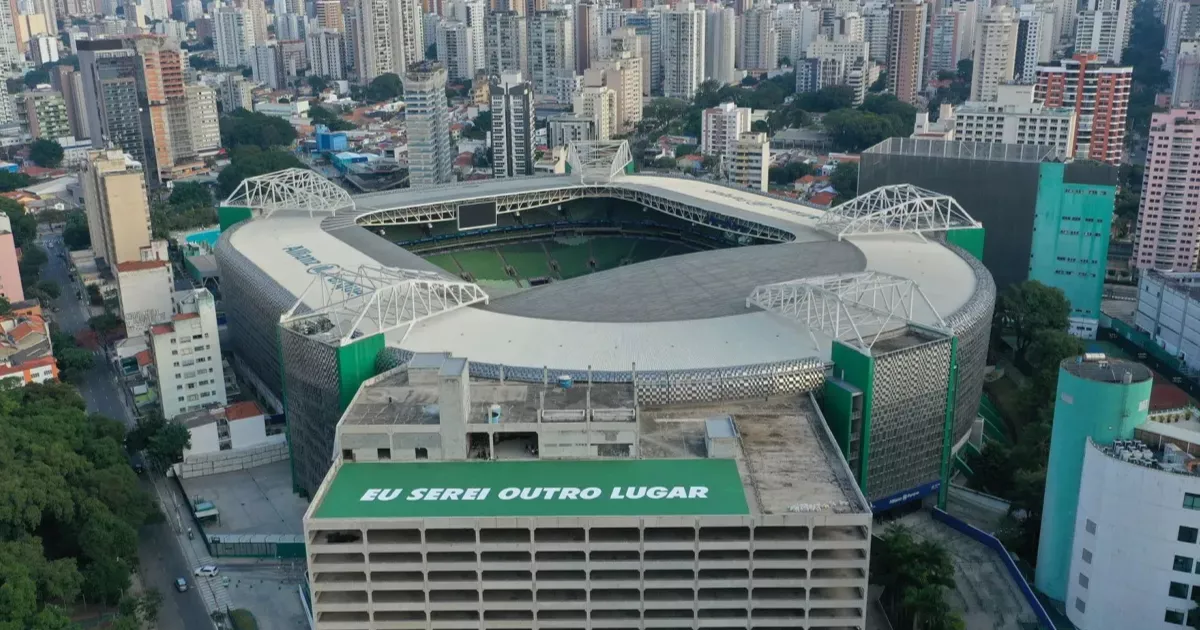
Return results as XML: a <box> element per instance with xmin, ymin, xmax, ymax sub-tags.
<box><xmin>312</xmin><ymin>459</ymin><xmax>749</xmax><ymax>519</ymax></box>
<box><xmin>224</xmin><ymin>174</ymin><xmax>982</xmax><ymax>372</ymax></box>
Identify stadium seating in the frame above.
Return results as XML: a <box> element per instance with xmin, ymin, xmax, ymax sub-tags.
<box><xmin>498</xmin><ymin>243</ymin><xmax>553</xmax><ymax>281</ymax></box>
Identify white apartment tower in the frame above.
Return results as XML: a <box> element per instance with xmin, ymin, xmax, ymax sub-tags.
<box><xmin>491</xmin><ymin>73</ymin><xmax>535</xmax><ymax>178</ymax></box>
<box><xmin>584</xmin><ymin>57</ymin><xmax>642</xmax><ymax>132</ymax></box>
<box><xmin>861</xmin><ymin>0</ymin><xmax>890</xmax><ymax>63</ymax></box>
<box><xmin>404</xmin><ymin>62</ymin><xmax>452</xmax><ymax>188</ymax></box>
<box><xmin>1075</xmin><ymin>0</ymin><xmax>1132</xmax><ymax>64</ymax></box>
<box><xmin>185</xmin><ymin>85</ymin><xmax>220</xmax><ymax>157</ymax></box>
<box><xmin>437</xmin><ymin>21</ymin><xmax>475</xmax><ymax>82</ymax></box>
<box><xmin>705</xmin><ymin>4</ymin><xmax>736</xmax><ymax>84</ymax></box>
<box><xmin>307</xmin><ymin>28</ymin><xmax>345</xmax><ymax>80</ymax></box>
<box><xmin>573</xmin><ymin>85</ymin><xmax>617</xmax><ymax>140</ymax></box>
<box><xmin>485</xmin><ymin>11</ymin><xmax>528</xmax><ymax>78</ymax></box>
<box><xmin>215</xmin><ymin>6</ymin><xmax>254</xmax><ymax>67</ymax></box>
<box><xmin>971</xmin><ymin>6</ymin><xmax>1018</xmax><ymax>102</ymax></box>
<box><xmin>739</xmin><ymin>6</ymin><xmax>777</xmax><ymax>72</ymax></box>
<box><xmin>610</xmin><ymin>27</ymin><xmax>650</xmax><ymax>96</ymax></box>
<box><xmin>729</xmin><ymin>131</ymin><xmax>769</xmax><ymax>192</ymax></box>
<box><xmin>701</xmin><ymin>101</ymin><xmax>751</xmax><ymax>156</ymax></box>
<box><xmin>251</xmin><ymin>42</ymin><xmax>284</xmax><ymax>90</ymax></box>
<box><xmin>529</xmin><ymin>10</ymin><xmax>575</xmax><ymax>100</ymax></box>
<box><xmin>661</xmin><ymin>2</ymin><xmax>705</xmax><ymax>100</ymax></box>
<box><xmin>355</xmin><ymin>0</ymin><xmax>423</xmax><ymax>83</ymax></box>
<box><xmin>446</xmin><ymin>0</ymin><xmax>486</xmax><ymax>75</ymax></box>
<box><xmin>1174</xmin><ymin>41</ymin><xmax>1200</xmax><ymax>106</ymax></box>
<box><xmin>150</xmin><ymin>289</ymin><xmax>228</xmax><ymax>421</ymax></box>
<box><xmin>1015</xmin><ymin>5</ymin><xmax>1056</xmax><ymax>83</ymax></box>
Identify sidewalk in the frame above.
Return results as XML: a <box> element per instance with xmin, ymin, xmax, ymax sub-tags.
<box><xmin>150</xmin><ymin>472</ymin><xmax>233</xmax><ymax>619</ymax></box>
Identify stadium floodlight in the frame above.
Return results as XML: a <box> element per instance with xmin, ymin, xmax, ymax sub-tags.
<box><xmin>815</xmin><ymin>184</ymin><xmax>980</xmax><ymax>240</ymax></box>
<box><xmin>282</xmin><ymin>265</ymin><xmax>488</xmax><ymax>345</ymax></box>
<box><xmin>222</xmin><ymin>167</ymin><xmax>356</xmax><ymax>217</ymax></box>
<box><xmin>566</xmin><ymin>141</ymin><xmax>633</xmax><ymax>183</ymax></box>
<box><xmin>747</xmin><ymin>271</ymin><xmax>947</xmax><ymax>351</ymax></box>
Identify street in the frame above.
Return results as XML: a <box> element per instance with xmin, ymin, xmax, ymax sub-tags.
<box><xmin>38</xmin><ymin>228</ymin><xmax>213</xmax><ymax>630</ymax></box>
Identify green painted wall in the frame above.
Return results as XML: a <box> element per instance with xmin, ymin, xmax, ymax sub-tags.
<box><xmin>1033</xmin><ymin>361</ymin><xmax>1152</xmax><ymax>601</ymax></box>
<box><xmin>830</xmin><ymin>340</ymin><xmax>875</xmax><ymax>493</ymax></box>
<box><xmin>336</xmin><ymin>334</ymin><xmax>386</xmax><ymax>409</ymax></box>
<box><xmin>937</xmin><ymin>337</ymin><xmax>959</xmax><ymax>508</ymax></box>
<box><xmin>946</xmin><ymin>227</ymin><xmax>985</xmax><ymax>261</ymax></box>
<box><xmin>820</xmin><ymin>378</ymin><xmax>858</xmax><ymax>460</ymax></box>
<box><xmin>219</xmin><ymin>206</ymin><xmax>253</xmax><ymax>232</ymax></box>
<box><xmin>1028</xmin><ymin>162</ymin><xmax>1115</xmax><ymax>325</ymax></box>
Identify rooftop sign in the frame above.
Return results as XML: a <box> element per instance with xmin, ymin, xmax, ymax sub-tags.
<box><xmin>313</xmin><ymin>459</ymin><xmax>750</xmax><ymax>519</ymax></box>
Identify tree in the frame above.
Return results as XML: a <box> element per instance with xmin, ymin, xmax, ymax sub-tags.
<box><xmin>217</xmin><ymin>146</ymin><xmax>306</xmax><ymax>198</ymax></box>
<box><xmin>88</xmin><ymin>312</ymin><xmax>122</xmax><ymax>339</ymax></box>
<box><xmin>0</xmin><ymin>296</ymin><xmax>11</xmax><ymax>315</ymax></box>
<box><xmin>55</xmin><ymin>346</ymin><xmax>95</xmax><ymax>382</ymax></box>
<box><xmin>147</xmin><ymin>421</ymin><xmax>192</xmax><ymax>468</ymax></box>
<box><xmin>751</xmin><ymin>119</ymin><xmax>770</xmax><ymax>133</ymax></box>
<box><xmin>1</xmin><ymin>197</ymin><xmax>36</xmax><ymax>248</ymax></box>
<box><xmin>769</xmin><ymin>161</ymin><xmax>812</xmax><ymax>186</ymax></box>
<box><xmin>307</xmin><ymin>75</ymin><xmax>329</xmax><ymax>93</ymax></box>
<box><xmin>23</xmin><ymin>68</ymin><xmax>50</xmax><ymax>88</ymax></box>
<box><xmin>0</xmin><ymin>171</ymin><xmax>31</xmax><ymax>192</ymax></box>
<box><xmin>309</xmin><ymin>103</ymin><xmax>355</xmax><ymax>131</ymax></box>
<box><xmin>425</xmin><ymin>43</ymin><xmax>437</xmax><ymax>60</ymax></box>
<box><xmin>167</xmin><ymin>182</ymin><xmax>213</xmax><ymax>210</ymax></box>
<box><xmin>365</xmin><ymin>73</ymin><xmax>403</xmax><ymax>102</ymax></box>
<box><xmin>34</xmin><ymin>279</ymin><xmax>60</xmax><ymax>300</ymax></box>
<box><xmin>871</xmin><ymin>525</ymin><xmax>963</xmax><ymax>630</ymax></box>
<box><xmin>62</xmin><ymin>211</ymin><xmax>91</xmax><ymax>250</ymax></box>
<box><xmin>869</xmin><ymin>71</ymin><xmax>887</xmax><ymax>93</ymax></box>
<box><xmin>218</xmin><ymin>109</ymin><xmax>298</xmax><ymax>150</ymax></box>
<box><xmin>995</xmin><ymin>280</ymin><xmax>1071</xmax><ymax>361</ymax></box>
<box><xmin>86</xmin><ymin>284</ymin><xmax>102</xmax><ymax>306</ymax></box>
<box><xmin>19</xmin><ymin>243</ymin><xmax>48</xmax><ymax>288</ymax></box>
<box><xmin>830</xmin><ymin>162</ymin><xmax>859</xmax><ymax>204</ymax></box>
<box><xmin>673</xmin><ymin>143</ymin><xmax>698</xmax><ymax>158</ymax></box>
<box><xmin>28</xmin><ymin>139</ymin><xmax>64</xmax><ymax>168</ymax></box>
<box><xmin>464</xmin><ymin>111</ymin><xmax>491</xmax><ymax>139</ymax></box>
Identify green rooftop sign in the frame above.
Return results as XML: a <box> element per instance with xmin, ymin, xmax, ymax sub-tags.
<box><xmin>314</xmin><ymin>459</ymin><xmax>750</xmax><ymax>519</ymax></box>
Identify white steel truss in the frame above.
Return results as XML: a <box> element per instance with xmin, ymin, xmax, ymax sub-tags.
<box><xmin>747</xmin><ymin>271</ymin><xmax>947</xmax><ymax>350</ymax></box>
<box><xmin>351</xmin><ymin>186</ymin><xmax>794</xmax><ymax>242</ymax></box>
<box><xmin>566</xmin><ymin>141</ymin><xmax>633</xmax><ymax>183</ymax></box>
<box><xmin>815</xmin><ymin>184</ymin><xmax>980</xmax><ymax>240</ymax></box>
<box><xmin>282</xmin><ymin>265</ymin><xmax>488</xmax><ymax>345</ymax></box>
<box><xmin>223</xmin><ymin>168</ymin><xmax>356</xmax><ymax>216</ymax></box>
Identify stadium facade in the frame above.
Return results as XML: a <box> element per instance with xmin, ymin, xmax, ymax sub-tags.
<box><xmin>214</xmin><ymin>147</ymin><xmax>995</xmax><ymax>515</ymax></box>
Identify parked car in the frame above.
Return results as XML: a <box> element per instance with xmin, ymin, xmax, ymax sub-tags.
<box><xmin>194</xmin><ymin>565</ymin><xmax>219</xmax><ymax>577</ymax></box>
<box><xmin>174</xmin><ymin>578</ymin><xmax>188</xmax><ymax>592</ymax></box>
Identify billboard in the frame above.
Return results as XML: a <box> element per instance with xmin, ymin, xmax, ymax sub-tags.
<box><xmin>458</xmin><ymin>201</ymin><xmax>498</xmax><ymax>230</ymax></box>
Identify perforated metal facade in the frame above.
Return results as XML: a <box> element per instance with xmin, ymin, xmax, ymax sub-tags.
<box><xmin>280</xmin><ymin>327</ymin><xmax>342</xmax><ymax>497</ymax></box>
<box><xmin>942</xmin><ymin>243</ymin><xmax>997</xmax><ymax>443</ymax></box>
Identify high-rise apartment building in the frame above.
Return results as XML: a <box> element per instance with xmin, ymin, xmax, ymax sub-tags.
<box><xmin>738</xmin><ymin>6</ymin><xmax>776</xmax><ymax>72</ymax></box>
<box><xmin>131</xmin><ymin>36</ymin><xmax>195</xmax><ymax>182</ymax></box>
<box><xmin>355</xmin><ymin>0</ymin><xmax>423</xmax><ymax>82</ymax></box>
<box><xmin>0</xmin><ymin>0</ymin><xmax>20</xmax><ymax>72</ymax></box>
<box><xmin>971</xmin><ymin>6</ymin><xmax>1018</xmax><ymax>102</ymax></box>
<box><xmin>861</xmin><ymin>0</ymin><xmax>890</xmax><ymax>63</ymax></box>
<box><xmin>51</xmin><ymin>66</ymin><xmax>87</xmax><ymax>140</ymax></box>
<box><xmin>952</xmin><ymin>84</ymin><xmax>1077</xmax><ymax>156</ymax></box>
<box><xmin>775</xmin><ymin>1</ymin><xmax>821</xmax><ymax>65</ymax></box>
<box><xmin>315</xmin><ymin>0</ymin><xmax>344</xmax><ymax>31</ymax></box>
<box><xmin>701</xmin><ymin>102</ymin><xmax>751</xmax><ymax>156</ymax></box>
<box><xmin>0</xmin><ymin>217</ymin><xmax>23</xmax><ymax>304</ymax></box>
<box><xmin>584</xmin><ymin>57</ymin><xmax>641</xmax><ymax>133</ymax></box>
<box><xmin>445</xmin><ymin>0</ymin><xmax>486</xmax><ymax>75</ymax></box>
<box><xmin>149</xmin><ymin>288</ymin><xmax>228</xmax><ymax>420</ymax></box>
<box><xmin>306</xmin><ymin>28</ymin><xmax>345</xmax><ymax>80</ymax></box>
<box><xmin>610</xmin><ymin>27</ymin><xmax>650</xmax><ymax>96</ymax></box>
<box><xmin>19</xmin><ymin>90</ymin><xmax>69</xmax><ymax>140</ymax></box>
<box><xmin>81</xmin><ymin>149</ymin><xmax>151</xmax><ymax>269</ymax></box>
<box><xmin>251</xmin><ymin>42</ymin><xmax>284</xmax><ymax>90</ymax></box>
<box><xmin>220</xmin><ymin>74</ymin><xmax>254</xmax><ymax>112</ymax></box>
<box><xmin>886</xmin><ymin>0</ymin><xmax>926</xmax><ymax>105</ymax></box>
<box><xmin>704</xmin><ymin>4</ymin><xmax>735</xmax><ymax>84</ymax></box>
<box><xmin>728</xmin><ymin>131</ymin><xmax>768</xmax><ymax>191</ymax></box>
<box><xmin>927</xmin><ymin>9</ymin><xmax>960</xmax><ymax>80</ymax></box>
<box><xmin>80</xmin><ymin>44</ymin><xmax>148</xmax><ymax>168</ymax></box>
<box><xmin>574</xmin><ymin>0</ymin><xmax>601</xmax><ymax>74</ymax></box>
<box><xmin>529</xmin><ymin>10</ymin><xmax>574</xmax><ymax>99</ymax></box>
<box><xmin>1015</xmin><ymin>5</ymin><xmax>1055</xmax><ymax>83</ymax></box>
<box><xmin>1165</xmin><ymin>0</ymin><xmax>1200</xmax><ymax>76</ymax></box>
<box><xmin>215</xmin><ymin>6</ymin><xmax>254</xmax><ymax>67</ymax></box>
<box><xmin>1035</xmin><ymin>53</ymin><xmax>1132</xmax><ymax>165</ymax></box>
<box><xmin>490</xmin><ymin>73</ymin><xmax>534</xmax><ymax>178</ymax></box>
<box><xmin>573</xmin><ymin>84</ymin><xmax>616</xmax><ymax>140</ymax></box>
<box><xmin>1133</xmin><ymin>108</ymin><xmax>1200</xmax><ymax>271</ymax></box>
<box><xmin>185</xmin><ymin>85</ymin><xmax>220</xmax><ymax>158</ymax></box>
<box><xmin>274</xmin><ymin>12</ymin><xmax>307</xmax><ymax>41</ymax></box>
<box><xmin>437</xmin><ymin>21</ymin><xmax>474</xmax><ymax>82</ymax></box>
<box><xmin>404</xmin><ymin>62</ymin><xmax>452</xmax><ymax>187</ymax></box>
<box><xmin>1174</xmin><ymin>40</ymin><xmax>1200</xmax><ymax>106</ymax></box>
<box><xmin>661</xmin><ymin>1</ymin><xmax>704</xmax><ymax>100</ymax></box>
<box><xmin>1075</xmin><ymin>0</ymin><xmax>1132</xmax><ymax>64</ymax></box>
<box><xmin>485</xmin><ymin>11</ymin><xmax>527</xmax><ymax>78</ymax></box>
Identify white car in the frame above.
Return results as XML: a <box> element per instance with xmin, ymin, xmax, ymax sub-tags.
<box><xmin>193</xmin><ymin>565</ymin><xmax>219</xmax><ymax>577</ymax></box>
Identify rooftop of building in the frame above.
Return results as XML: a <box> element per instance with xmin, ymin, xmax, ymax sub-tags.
<box><xmin>864</xmin><ymin>137</ymin><xmax>1061</xmax><ymax>162</ymax></box>
<box><xmin>1061</xmin><ymin>354</ymin><xmax>1153</xmax><ymax>384</ymax></box>
<box><xmin>116</xmin><ymin>259</ymin><xmax>168</xmax><ymax>273</ymax></box>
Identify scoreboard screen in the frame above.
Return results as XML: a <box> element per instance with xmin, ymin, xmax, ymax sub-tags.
<box><xmin>458</xmin><ymin>201</ymin><xmax>498</xmax><ymax>230</ymax></box>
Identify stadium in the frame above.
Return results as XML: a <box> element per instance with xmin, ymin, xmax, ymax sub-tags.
<box><xmin>213</xmin><ymin>143</ymin><xmax>995</xmax><ymax>512</ymax></box>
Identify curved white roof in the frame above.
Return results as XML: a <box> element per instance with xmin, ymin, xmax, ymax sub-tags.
<box><xmin>225</xmin><ymin>174</ymin><xmax>981</xmax><ymax>372</ymax></box>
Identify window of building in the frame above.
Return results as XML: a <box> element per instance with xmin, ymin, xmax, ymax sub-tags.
<box><xmin>1085</xmin><ymin>519</ymin><xmax>1096</xmax><ymax>534</ymax></box>
<box><xmin>1079</xmin><ymin>574</ymin><xmax>1090</xmax><ymax>589</ymax></box>
<box><xmin>415</xmin><ymin>447</ymin><xmax>428</xmax><ymax>460</ymax></box>
<box><xmin>1171</xmin><ymin>582</ymin><xmax>1188</xmax><ymax>598</ymax></box>
<box><xmin>341</xmin><ymin>449</ymin><xmax>354</xmax><ymax>461</ymax></box>
<box><xmin>1185</xmin><ymin>493</ymin><xmax>1200</xmax><ymax>510</ymax></box>
<box><xmin>1180</xmin><ymin>526</ymin><xmax>1198</xmax><ymax>543</ymax></box>
<box><xmin>1174</xmin><ymin>555</ymin><xmax>1193</xmax><ymax>573</ymax></box>
<box><xmin>1082</xmin><ymin>549</ymin><xmax>1092</xmax><ymax>564</ymax></box>
<box><xmin>1075</xmin><ymin>598</ymin><xmax>1085</xmax><ymax>613</ymax></box>
<box><xmin>1167</xmin><ymin>609</ymin><xmax>1186</xmax><ymax>624</ymax></box>
<box><xmin>378</xmin><ymin>448</ymin><xmax>391</xmax><ymax>460</ymax></box>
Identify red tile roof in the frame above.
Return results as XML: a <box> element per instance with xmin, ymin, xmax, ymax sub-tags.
<box><xmin>150</xmin><ymin>324</ymin><xmax>173</xmax><ymax>335</ymax></box>
<box><xmin>8</xmin><ymin>322</ymin><xmax>38</xmax><ymax>342</ymax></box>
<box><xmin>809</xmin><ymin>192</ymin><xmax>837</xmax><ymax>206</ymax></box>
<box><xmin>225</xmin><ymin>400</ymin><xmax>264</xmax><ymax>421</ymax></box>
<box><xmin>172</xmin><ymin>312</ymin><xmax>199</xmax><ymax>322</ymax></box>
<box><xmin>116</xmin><ymin>260</ymin><xmax>168</xmax><ymax>272</ymax></box>
<box><xmin>0</xmin><ymin>356</ymin><xmax>55</xmax><ymax>377</ymax></box>
<box><xmin>136</xmin><ymin>349</ymin><xmax>152</xmax><ymax>367</ymax></box>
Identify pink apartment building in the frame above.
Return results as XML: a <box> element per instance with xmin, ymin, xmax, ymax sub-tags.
<box><xmin>1134</xmin><ymin>109</ymin><xmax>1200</xmax><ymax>271</ymax></box>
<box><xmin>0</xmin><ymin>215</ymin><xmax>24</xmax><ymax>303</ymax></box>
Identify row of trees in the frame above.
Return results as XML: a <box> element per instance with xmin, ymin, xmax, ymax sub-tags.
<box><xmin>972</xmin><ymin>280</ymin><xmax>1084</xmax><ymax>561</ymax></box>
<box><xmin>822</xmin><ymin>94</ymin><xmax>918</xmax><ymax>153</ymax></box>
<box><xmin>872</xmin><ymin>525</ymin><xmax>964</xmax><ymax>630</ymax></box>
<box><xmin>150</xmin><ymin>182</ymin><xmax>216</xmax><ymax>239</ymax></box>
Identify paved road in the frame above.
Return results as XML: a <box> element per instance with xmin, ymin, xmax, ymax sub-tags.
<box><xmin>39</xmin><ymin>229</ymin><xmax>212</xmax><ymax>630</ymax></box>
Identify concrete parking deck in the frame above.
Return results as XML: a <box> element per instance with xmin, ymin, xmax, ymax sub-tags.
<box><xmin>179</xmin><ymin>461</ymin><xmax>309</xmax><ymax>535</ymax></box>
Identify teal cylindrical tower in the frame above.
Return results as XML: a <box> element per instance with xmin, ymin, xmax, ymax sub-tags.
<box><xmin>1034</xmin><ymin>355</ymin><xmax>1153</xmax><ymax>601</ymax></box>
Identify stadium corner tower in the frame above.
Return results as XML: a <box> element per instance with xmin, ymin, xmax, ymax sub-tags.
<box><xmin>215</xmin><ymin>153</ymin><xmax>994</xmax><ymax>512</ymax></box>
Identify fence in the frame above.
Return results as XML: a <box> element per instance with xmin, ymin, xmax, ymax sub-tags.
<box><xmin>930</xmin><ymin>508</ymin><xmax>1056</xmax><ymax>630</ymax></box>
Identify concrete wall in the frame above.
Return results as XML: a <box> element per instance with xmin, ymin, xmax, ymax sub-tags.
<box><xmin>176</xmin><ymin>438</ymin><xmax>289</xmax><ymax>479</ymax></box>
<box><xmin>118</xmin><ymin>266</ymin><xmax>172</xmax><ymax>337</ymax></box>
<box><xmin>187</xmin><ymin>422</ymin><xmax>221</xmax><ymax>456</ymax></box>
<box><xmin>230</xmin><ymin>415</ymin><xmax>268</xmax><ymax>447</ymax></box>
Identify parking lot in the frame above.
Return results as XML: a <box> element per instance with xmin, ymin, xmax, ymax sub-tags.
<box><xmin>179</xmin><ymin>461</ymin><xmax>309</xmax><ymax>535</ymax></box>
<box><xmin>221</xmin><ymin>561</ymin><xmax>310</xmax><ymax>630</ymax></box>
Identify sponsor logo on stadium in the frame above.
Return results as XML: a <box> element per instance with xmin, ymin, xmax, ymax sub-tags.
<box><xmin>283</xmin><ymin>245</ymin><xmax>364</xmax><ymax>296</ymax></box>
<box><xmin>359</xmin><ymin>486</ymin><xmax>712</xmax><ymax>503</ymax></box>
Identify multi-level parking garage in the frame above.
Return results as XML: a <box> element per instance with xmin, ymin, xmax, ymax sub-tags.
<box><xmin>214</xmin><ymin>143</ymin><xmax>995</xmax><ymax>514</ymax></box>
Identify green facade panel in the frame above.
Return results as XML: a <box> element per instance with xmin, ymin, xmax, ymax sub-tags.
<box><xmin>315</xmin><ymin>459</ymin><xmax>751</xmax><ymax>519</ymax></box>
<box><xmin>945</xmin><ymin>227</ymin><xmax>985</xmax><ymax>261</ymax></box>
<box><xmin>830</xmin><ymin>340</ymin><xmax>874</xmax><ymax>493</ymax></box>
<box><xmin>337</xmin><ymin>335</ymin><xmax>386</xmax><ymax>409</ymax></box>
<box><xmin>219</xmin><ymin>205</ymin><xmax>254</xmax><ymax>232</ymax></box>
<box><xmin>820</xmin><ymin>378</ymin><xmax>858</xmax><ymax>460</ymax></box>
